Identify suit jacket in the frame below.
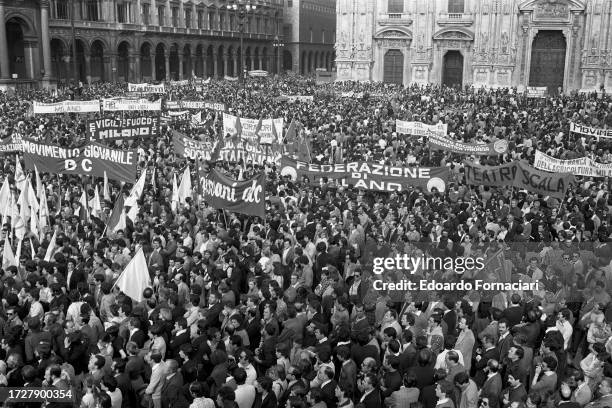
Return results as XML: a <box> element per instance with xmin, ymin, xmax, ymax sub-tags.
<box><xmin>359</xmin><ymin>389</ymin><xmax>382</xmax><ymax>408</ymax></box>
<box><xmin>145</xmin><ymin>362</ymin><xmax>168</xmax><ymax>399</ymax></box>
<box><xmin>474</xmin><ymin>348</ymin><xmax>500</xmax><ymax>387</ymax></box>
<box><xmin>168</xmin><ymin>331</ymin><xmax>191</xmax><ymax>359</ymax></box>
<box><xmin>338</xmin><ymin>359</ymin><xmax>357</xmax><ymax>395</ymax></box>
<box><xmin>455</xmin><ymin>329</ymin><xmax>475</xmax><ymax>373</ymax></box>
<box><xmin>399</xmin><ymin>344</ymin><xmax>417</xmax><ymax>375</ymax></box>
<box><xmin>459</xmin><ymin>380</ymin><xmax>479</xmax><ymax>408</ymax></box>
<box><xmin>245</xmin><ymin>318</ymin><xmax>261</xmax><ymax>351</ymax></box>
<box><xmin>115</xmin><ymin>372</ymin><xmax>136</xmax><ymax>408</ymax></box>
<box><xmin>129</xmin><ymin>329</ymin><xmax>147</xmax><ymax>349</ymax></box>
<box><xmin>126</xmin><ymin>354</ymin><xmax>146</xmax><ymax>380</ymax></box>
<box><xmin>481</xmin><ymin>373</ymin><xmax>502</xmax><ymax>408</ymax></box>
<box><xmin>161</xmin><ymin>372</ymin><xmax>190</xmax><ymax>408</ymax></box>
<box><xmin>385</xmin><ymin>387</ymin><xmax>419</xmax><ymax>408</ymax></box>
<box><xmin>496</xmin><ymin>334</ymin><xmax>513</xmax><ymax>363</ymax></box>
<box><xmin>501</xmin><ymin>306</ymin><xmax>524</xmax><ymax>328</ymax></box>
<box><xmin>320</xmin><ymin>379</ymin><xmax>338</xmax><ymax>408</ymax></box>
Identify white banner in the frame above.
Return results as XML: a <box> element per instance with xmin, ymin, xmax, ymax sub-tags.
<box><xmin>340</xmin><ymin>91</ymin><xmax>364</xmax><ymax>98</ymax></box>
<box><xmin>526</xmin><ymin>86</ymin><xmax>547</xmax><ymax>98</ymax></box>
<box><xmin>569</xmin><ymin>122</ymin><xmax>612</xmax><ymax>139</ymax></box>
<box><xmin>167</xmin><ymin>101</ymin><xmax>226</xmax><ymax>111</ymax></box>
<box><xmin>534</xmin><ymin>150</ymin><xmax>612</xmax><ymax>178</ymax></box>
<box><xmin>223</xmin><ymin>113</ymin><xmax>283</xmax><ymax>144</ymax></box>
<box><xmin>169</xmin><ymin>80</ymin><xmax>189</xmax><ymax>87</ymax></box>
<box><xmin>396</xmin><ymin>120</ymin><xmax>448</xmax><ymax>137</ymax></box>
<box><xmin>168</xmin><ymin>110</ymin><xmax>190</xmax><ymax>117</ymax></box>
<box><xmin>224</xmin><ymin>76</ymin><xmax>238</xmax><ymax>81</ymax></box>
<box><xmin>33</xmin><ymin>100</ymin><xmax>100</xmax><ymax>114</ymax></box>
<box><xmin>127</xmin><ymin>83</ymin><xmax>165</xmax><ymax>94</ymax></box>
<box><xmin>102</xmin><ymin>98</ymin><xmax>162</xmax><ymax>111</ymax></box>
<box><xmin>283</xmin><ymin>95</ymin><xmax>314</xmax><ymax>103</ymax></box>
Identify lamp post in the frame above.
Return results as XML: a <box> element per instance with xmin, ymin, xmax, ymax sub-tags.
<box><xmin>226</xmin><ymin>0</ymin><xmax>257</xmax><ymax>87</ymax></box>
<box><xmin>273</xmin><ymin>35</ymin><xmax>284</xmax><ymax>75</ymax></box>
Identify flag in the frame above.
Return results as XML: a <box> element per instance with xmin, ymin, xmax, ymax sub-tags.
<box><xmin>232</xmin><ymin>116</ymin><xmax>242</xmax><ymax>143</ymax></box>
<box><xmin>285</xmin><ymin>119</ymin><xmax>297</xmax><ymax>144</ymax></box>
<box><xmin>191</xmin><ymin>111</ymin><xmax>203</xmax><ymax>127</ymax></box>
<box><xmin>30</xmin><ymin>210</ymin><xmax>39</xmax><ymax>239</ymax></box>
<box><xmin>90</xmin><ymin>186</ymin><xmax>102</xmax><ymax>218</ymax></box>
<box><xmin>15</xmin><ymin>238</ymin><xmax>22</xmax><ymax>266</ymax></box>
<box><xmin>27</xmin><ymin>179</ymin><xmax>39</xmax><ymax>215</ymax></box>
<box><xmin>171</xmin><ymin>173</ymin><xmax>179</xmax><ymax>212</ymax></box>
<box><xmin>254</xmin><ymin>117</ymin><xmax>263</xmax><ymax>144</ymax></box>
<box><xmin>271</xmin><ymin>117</ymin><xmax>280</xmax><ymax>145</ymax></box>
<box><xmin>79</xmin><ymin>190</ymin><xmax>89</xmax><ymax>222</ymax></box>
<box><xmin>103</xmin><ymin>171</ymin><xmax>111</xmax><ymax>201</ymax></box>
<box><xmin>106</xmin><ymin>193</ymin><xmax>126</xmax><ymax>234</ymax></box>
<box><xmin>11</xmin><ymin>192</ymin><xmax>25</xmax><ymax>240</ymax></box>
<box><xmin>17</xmin><ymin>178</ymin><xmax>31</xmax><ymax>222</ymax></box>
<box><xmin>127</xmin><ymin>204</ymin><xmax>139</xmax><ymax>222</ymax></box>
<box><xmin>297</xmin><ymin>131</ymin><xmax>312</xmax><ymax>163</ymax></box>
<box><xmin>34</xmin><ymin>165</ymin><xmax>43</xmax><ymax>198</ymax></box>
<box><xmin>178</xmin><ymin>167</ymin><xmax>192</xmax><ymax>203</ymax></box>
<box><xmin>29</xmin><ymin>238</ymin><xmax>34</xmax><ymax>260</ymax></box>
<box><xmin>0</xmin><ymin>177</ymin><xmax>10</xmax><ymax>216</ymax></box>
<box><xmin>39</xmin><ymin>187</ymin><xmax>49</xmax><ymax>232</ymax></box>
<box><xmin>2</xmin><ymin>237</ymin><xmax>16</xmax><ymax>270</ymax></box>
<box><xmin>151</xmin><ymin>167</ymin><xmax>157</xmax><ymax>193</ymax></box>
<box><xmin>112</xmin><ymin>248</ymin><xmax>152</xmax><ymax>302</ymax></box>
<box><xmin>15</xmin><ymin>156</ymin><xmax>26</xmax><ymax>191</ymax></box>
<box><xmin>125</xmin><ymin>169</ymin><xmax>146</xmax><ymax>207</ymax></box>
<box><xmin>43</xmin><ymin>229</ymin><xmax>57</xmax><ymax>261</ymax></box>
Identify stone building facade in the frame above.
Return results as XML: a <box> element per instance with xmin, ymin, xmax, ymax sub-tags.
<box><xmin>1</xmin><ymin>0</ymin><xmax>286</xmax><ymax>88</ymax></box>
<box><xmin>335</xmin><ymin>0</ymin><xmax>610</xmax><ymax>93</ymax></box>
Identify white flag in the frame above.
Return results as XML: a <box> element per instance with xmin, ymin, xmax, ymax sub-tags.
<box><xmin>125</xmin><ymin>169</ymin><xmax>146</xmax><ymax>207</ymax></box>
<box><xmin>29</xmin><ymin>238</ymin><xmax>35</xmax><ymax>260</ymax></box>
<box><xmin>0</xmin><ymin>177</ymin><xmax>10</xmax><ymax>217</ymax></box>
<box><xmin>44</xmin><ymin>229</ymin><xmax>57</xmax><ymax>262</ymax></box>
<box><xmin>34</xmin><ymin>165</ymin><xmax>43</xmax><ymax>198</ymax></box>
<box><xmin>112</xmin><ymin>248</ymin><xmax>152</xmax><ymax>302</ymax></box>
<box><xmin>178</xmin><ymin>167</ymin><xmax>192</xmax><ymax>203</ymax></box>
<box><xmin>127</xmin><ymin>204</ymin><xmax>139</xmax><ymax>222</ymax></box>
<box><xmin>2</xmin><ymin>237</ymin><xmax>16</xmax><ymax>270</ymax></box>
<box><xmin>15</xmin><ymin>156</ymin><xmax>26</xmax><ymax>191</ymax></box>
<box><xmin>90</xmin><ymin>186</ymin><xmax>102</xmax><ymax>218</ymax></box>
<box><xmin>171</xmin><ymin>173</ymin><xmax>179</xmax><ymax>212</ymax></box>
<box><xmin>15</xmin><ymin>238</ymin><xmax>22</xmax><ymax>265</ymax></box>
<box><xmin>39</xmin><ymin>187</ymin><xmax>49</xmax><ymax>232</ymax></box>
<box><xmin>103</xmin><ymin>171</ymin><xmax>111</xmax><ymax>201</ymax></box>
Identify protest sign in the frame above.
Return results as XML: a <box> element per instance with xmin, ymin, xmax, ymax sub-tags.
<box><xmin>223</xmin><ymin>113</ymin><xmax>283</xmax><ymax>144</ymax></box>
<box><xmin>33</xmin><ymin>100</ymin><xmax>101</xmax><ymax>114</ymax></box>
<box><xmin>396</xmin><ymin>120</ymin><xmax>448</xmax><ymax>137</ymax></box>
<box><xmin>280</xmin><ymin>156</ymin><xmax>450</xmax><ymax>193</ymax></box>
<box><xmin>87</xmin><ymin>116</ymin><xmax>159</xmax><ymax>141</ymax></box>
<box><xmin>0</xmin><ymin>136</ymin><xmax>23</xmax><ymax>153</ymax></box>
<box><xmin>428</xmin><ymin>134</ymin><xmax>508</xmax><ymax>155</ymax></box>
<box><xmin>534</xmin><ymin>150</ymin><xmax>612</xmax><ymax>178</ymax></box>
<box><xmin>127</xmin><ymin>83</ymin><xmax>165</xmax><ymax>93</ymax></box>
<box><xmin>172</xmin><ymin>131</ymin><xmax>213</xmax><ymax>160</ymax></box>
<box><xmin>463</xmin><ymin>160</ymin><xmax>573</xmax><ymax>199</ymax></box>
<box><xmin>569</xmin><ymin>122</ymin><xmax>612</xmax><ymax>138</ymax></box>
<box><xmin>166</xmin><ymin>100</ymin><xmax>226</xmax><ymax>111</ymax></box>
<box><xmin>526</xmin><ymin>87</ymin><xmax>547</xmax><ymax>98</ymax></box>
<box><xmin>198</xmin><ymin>168</ymin><xmax>266</xmax><ymax>218</ymax></box>
<box><xmin>102</xmin><ymin>98</ymin><xmax>162</xmax><ymax>111</ymax></box>
<box><xmin>22</xmin><ymin>139</ymin><xmax>136</xmax><ymax>183</ymax></box>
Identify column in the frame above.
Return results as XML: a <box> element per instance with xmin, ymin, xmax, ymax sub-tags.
<box><xmin>110</xmin><ymin>53</ymin><xmax>117</xmax><ymax>82</ymax></box>
<box><xmin>23</xmin><ymin>41</ymin><xmax>35</xmax><ymax>79</ymax></box>
<box><xmin>41</xmin><ymin>0</ymin><xmax>52</xmax><ymax>80</ymax></box>
<box><xmin>222</xmin><ymin>54</ymin><xmax>228</xmax><ymax>77</ymax></box>
<box><xmin>250</xmin><ymin>56</ymin><xmax>255</xmax><ymax>71</ymax></box>
<box><xmin>0</xmin><ymin>0</ymin><xmax>9</xmax><ymax>79</ymax></box>
<box><xmin>179</xmin><ymin>0</ymin><xmax>184</xmax><ymax>27</ymax></box>
<box><xmin>201</xmin><ymin>54</ymin><xmax>206</xmax><ymax>77</ymax></box>
<box><xmin>151</xmin><ymin>53</ymin><xmax>156</xmax><ymax>81</ymax></box>
<box><xmin>232</xmin><ymin>53</ymin><xmax>238</xmax><ymax>77</ymax></box>
<box><xmin>164</xmin><ymin>54</ymin><xmax>170</xmax><ymax>80</ymax></box>
<box><xmin>258</xmin><ymin>56</ymin><xmax>263</xmax><ymax>70</ymax></box>
<box><xmin>130</xmin><ymin>53</ymin><xmax>140</xmax><ymax>82</ymax></box>
<box><xmin>178</xmin><ymin>53</ymin><xmax>184</xmax><ymax>80</ymax></box>
<box><xmin>213</xmin><ymin>52</ymin><xmax>218</xmax><ymax>77</ymax></box>
<box><xmin>135</xmin><ymin>0</ymin><xmax>141</xmax><ymax>25</ymax></box>
<box><xmin>268</xmin><ymin>55</ymin><xmax>273</xmax><ymax>72</ymax></box>
<box><xmin>165</xmin><ymin>0</ymin><xmax>171</xmax><ymax>25</ymax></box>
<box><xmin>84</xmin><ymin>55</ymin><xmax>92</xmax><ymax>84</ymax></box>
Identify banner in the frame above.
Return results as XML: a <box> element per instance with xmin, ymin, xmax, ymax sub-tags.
<box><xmin>220</xmin><ymin>140</ymin><xmax>282</xmax><ymax>165</ymax></box>
<box><xmin>86</xmin><ymin>116</ymin><xmax>159</xmax><ymax>141</ymax></box>
<box><xmin>463</xmin><ymin>160</ymin><xmax>573</xmax><ymax>199</ymax></box>
<box><xmin>569</xmin><ymin>122</ymin><xmax>612</xmax><ymax>139</ymax></box>
<box><xmin>396</xmin><ymin>120</ymin><xmax>448</xmax><ymax>137</ymax></box>
<box><xmin>33</xmin><ymin>100</ymin><xmax>100</xmax><ymax>114</ymax></box>
<box><xmin>22</xmin><ymin>139</ymin><xmax>137</xmax><ymax>183</ymax></box>
<box><xmin>127</xmin><ymin>83</ymin><xmax>165</xmax><ymax>93</ymax></box>
<box><xmin>526</xmin><ymin>87</ymin><xmax>547</xmax><ymax>98</ymax></box>
<box><xmin>0</xmin><ymin>136</ymin><xmax>23</xmax><ymax>153</ymax></box>
<box><xmin>102</xmin><ymin>98</ymin><xmax>162</xmax><ymax>111</ymax></box>
<box><xmin>172</xmin><ymin>131</ymin><xmax>212</xmax><ymax>160</ymax></box>
<box><xmin>428</xmin><ymin>133</ymin><xmax>508</xmax><ymax>155</ymax></box>
<box><xmin>166</xmin><ymin>100</ymin><xmax>226</xmax><ymax>111</ymax></box>
<box><xmin>340</xmin><ymin>91</ymin><xmax>364</xmax><ymax>98</ymax></box>
<box><xmin>169</xmin><ymin>80</ymin><xmax>189</xmax><ymax>87</ymax></box>
<box><xmin>223</xmin><ymin>113</ymin><xmax>283</xmax><ymax>144</ymax></box>
<box><xmin>280</xmin><ymin>156</ymin><xmax>450</xmax><ymax>193</ymax></box>
<box><xmin>534</xmin><ymin>150</ymin><xmax>612</xmax><ymax>178</ymax></box>
<box><xmin>248</xmin><ymin>70</ymin><xmax>269</xmax><ymax>77</ymax></box>
<box><xmin>283</xmin><ymin>95</ymin><xmax>314</xmax><ymax>103</ymax></box>
<box><xmin>224</xmin><ymin>76</ymin><xmax>238</xmax><ymax>81</ymax></box>
<box><xmin>198</xmin><ymin>168</ymin><xmax>266</xmax><ymax>218</ymax></box>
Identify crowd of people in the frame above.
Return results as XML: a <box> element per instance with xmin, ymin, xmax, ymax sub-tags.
<box><xmin>0</xmin><ymin>75</ymin><xmax>612</xmax><ymax>408</ymax></box>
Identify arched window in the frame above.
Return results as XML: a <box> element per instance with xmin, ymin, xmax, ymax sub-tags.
<box><xmin>388</xmin><ymin>0</ymin><xmax>403</xmax><ymax>13</ymax></box>
<box><xmin>448</xmin><ymin>0</ymin><xmax>465</xmax><ymax>14</ymax></box>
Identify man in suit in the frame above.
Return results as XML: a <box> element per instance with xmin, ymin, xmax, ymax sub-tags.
<box><xmin>245</xmin><ymin>307</ymin><xmax>261</xmax><ymax>352</ymax></box>
<box><xmin>501</xmin><ymin>294</ymin><xmax>524</xmax><ymax>328</ymax></box>
<box><xmin>44</xmin><ymin>364</ymin><xmax>71</xmax><ymax>408</ymax></box>
<box><xmin>318</xmin><ymin>366</ymin><xmax>337</xmax><ymax>408</ymax></box>
<box><xmin>168</xmin><ymin>318</ymin><xmax>190</xmax><ymax>360</ymax></box>
<box><xmin>455</xmin><ymin>372</ymin><xmax>478</xmax><ymax>408</ymax></box>
<box><xmin>336</xmin><ymin>346</ymin><xmax>357</xmax><ymax>395</ymax></box>
<box><xmin>380</xmin><ymin>356</ymin><xmax>402</xmax><ymax>400</ymax></box>
<box><xmin>127</xmin><ymin>317</ymin><xmax>147</xmax><ymax>349</ymax></box>
<box><xmin>497</xmin><ymin>319</ymin><xmax>514</xmax><ymax>364</ymax></box>
<box><xmin>148</xmin><ymin>239</ymin><xmax>164</xmax><ymax>270</ymax></box>
<box><xmin>358</xmin><ymin>373</ymin><xmax>382</xmax><ymax>408</ymax></box>
<box><xmin>481</xmin><ymin>360</ymin><xmax>503</xmax><ymax>408</ymax></box>
<box><xmin>144</xmin><ymin>352</ymin><xmax>167</xmax><ymax>408</ymax></box>
<box><xmin>65</xmin><ymin>258</ymin><xmax>86</xmax><ymax>292</ymax></box>
<box><xmin>161</xmin><ymin>360</ymin><xmax>189</xmax><ymax>408</ymax></box>
<box><xmin>456</xmin><ymin>317</ymin><xmax>475</xmax><ymax>373</ymax></box>
<box><xmin>201</xmin><ymin>292</ymin><xmax>223</xmax><ymax>329</ymax></box>
<box><xmin>474</xmin><ymin>335</ymin><xmax>500</xmax><ymax>387</ymax></box>
<box><xmin>113</xmin><ymin>359</ymin><xmax>136</xmax><ymax>408</ymax></box>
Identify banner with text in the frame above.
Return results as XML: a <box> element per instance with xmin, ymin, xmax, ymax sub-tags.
<box><xmin>22</xmin><ymin>139</ymin><xmax>137</xmax><ymax>183</ymax></box>
<box><xmin>33</xmin><ymin>100</ymin><xmax>101</xmax><ymax>114</ymax></box>
<box><xmin>526</xmin><ymin>87</ymin><xmax>547</xmax><ymax>98</ymax></box>
<box><xmin>172</xmin><ymin>131</ymin><xmax>212</xmax><ymax>160</ymax></box>
<box><xmin>0</xmin><ymin>136</ymin><xmax>23</xmax><ymax>153</ymax></box>
<box><xmin>166</xmin><ymin>100</ymin><xmax>226</xmax><ymax>111</ymax></box>
<box><xmin>463</xmin><ymin>160</ymin><xmax>574</xmax><ymax>199</ymax></box>
<box><xmin>569</xmin><ymin>122</ymin><xmax>612</xmax><ymax>139</ymax></box>
<box><xmin>534</xmin><ymin>150</ymin><xmax>612</xmax><ymax>178</ymax></box>
<box><xmin>280</xmin><ymin>156</ymin><xmax>450</xmax><ymax>193</ymax></box>
<box><xmin>396</xmin><ymin>120</ymin><xmax>448</xmax><ymax>137</ymax></box>
<box><xmin>127</xmin><ymin>83</ymin><xmax>165</xmax><ymax>93</ymax></box>
<box><xmin>102</xmin><ymin>98</ymin><xmax>162</xmax><ymax>111</ymax></box>
<box><xmin>428</xmin><ymin>133</ymin><xmax>509</xmax><ymax>155</ymax></box>
<box><xmin>86</xmin><ymin>116</ymin><xmax>159</xmax><ymax>142</ymax></box>
<box><xmin>223</xmin><ymin>113</ymin><xmax>283</xmax><ymax>144</ymax></box>
<box><xmin>198</xmin><ymin>167</ymin><xmax>266</xmax><ymax>218</ymax></box>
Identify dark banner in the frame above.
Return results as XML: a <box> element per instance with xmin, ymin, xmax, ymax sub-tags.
<box><xmin>428</xmin><ymin>134</ymin><xmax>508</xmax><ymax>155</ymax></box>
<box><xmin>172</xmin><ymin>131</ymin><xmax>212</xmax><ymax>160</ymax></box>
<box><xmin>0</xmin><ymin>136</ymin><xmax>23</xmax><ymax>153</ymax></box>
<box><xmin>198</xmin><ymin>167</ymin><xmax>266</xmax><ymax>218</ymax></box>
<box><xmin>22</xmin><ymin>139</ymin><xmax>137</xmax><ymax>183</ymax></box>
<box><xmin>86</xmin><ymin>116</ymin><xmax>159</xmax><ymax>141</ymax></box>
<box><xmin>463</xmin><ymin>160</ymin><xmax>574</xmax><ymax>199</ymax></box>
<box><xmin>280</xmin><ymin>156</ymin><xmax>450</xmax><ymax>192</ymax></box>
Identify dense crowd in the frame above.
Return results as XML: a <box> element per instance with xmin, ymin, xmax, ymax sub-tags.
<box><xmin>1</xmin><ymin>76</ymin><xmax>612</xmax><ymax>408</ymax></box>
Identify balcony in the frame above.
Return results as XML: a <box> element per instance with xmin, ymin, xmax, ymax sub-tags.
<box><xmin>377</xmin><ymin>13</ymin><xmax>412</xmax><ymax>27</ymax></box>
<box><xmin>437</xmin><ymin>13</ymin><xmax>474</xmax><ymax>26</ymax></box>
